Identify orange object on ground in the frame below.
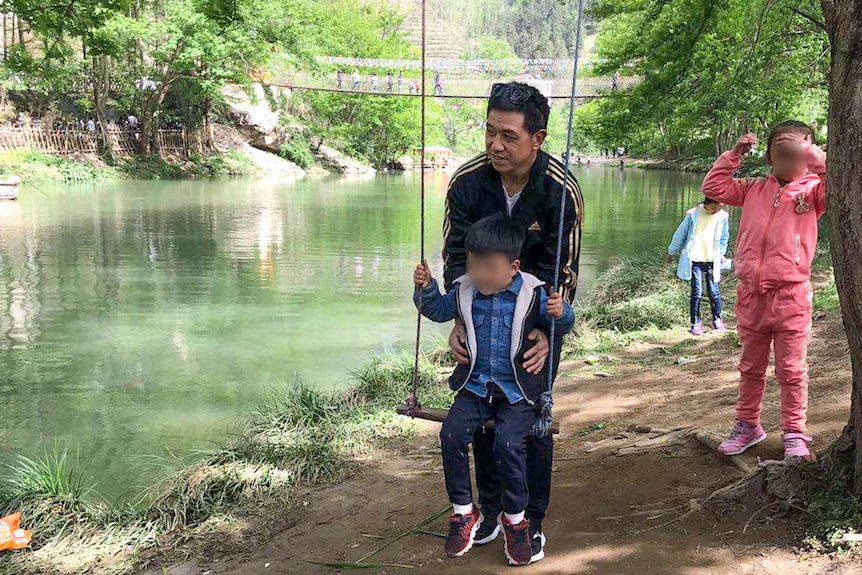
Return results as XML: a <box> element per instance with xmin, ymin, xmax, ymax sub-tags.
<box><xmin>0</xmin><ymin>513</ymin><xmax>32</xmax><ymax>551</ymax></box>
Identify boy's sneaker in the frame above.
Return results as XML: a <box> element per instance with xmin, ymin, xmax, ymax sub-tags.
<box><xmin>690</xmin><ymin>323</ymin><xmax>704</xmax><ymax>336</ymax></box>
<box><xmin>473</xmin><ymin>509</ymin><xmax>500</xmax><ymax>545</ymax></box>
<box><xmin>444</xmin><ymin>509</ymin><xmax>482</xmax><ymax>557</ymax></box>
<box><xmin>529</xmin><ymin>523</ymin><xmax>546</xmax><ymax>564</ymax></box>
<box><xmin>713</xmin><ymin>319</ymin><xmax>727</xmax><ymax>331</ymax></box>
<box><xmin>783</xmin><ymin>431</ymin><xmax>814</xmax><ymax>460</ymax></box>
<box><xmin>499</xmin><ymin>513</ymin><xmax>532</xmax><ymax>566</ymax></box>
<box><xmin>718</xmin><ymin>421</ymin><xmax>767</xmax><ymax>455</ymax></box>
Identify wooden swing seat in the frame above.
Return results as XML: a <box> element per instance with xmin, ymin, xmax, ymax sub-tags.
<box><xmin>396</xmin><ymin>405</ymin><xmax>560</xmax><ymax>435</ymax></box>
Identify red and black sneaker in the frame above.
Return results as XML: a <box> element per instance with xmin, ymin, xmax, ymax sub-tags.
<box><xmin>500</xmin><ymin>513</ymin><xmax>532</xmax><ymax>566</ymax></box>
<box><xmin>444</xmin><ymin>509</ymin><xmax>483</xmax><ymax>557</ymax></box>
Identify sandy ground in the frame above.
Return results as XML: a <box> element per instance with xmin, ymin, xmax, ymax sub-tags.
<box><xmin>142</xmin><ymin>311</ymin><xmax>861</xmax><ymax>575</ymax></box>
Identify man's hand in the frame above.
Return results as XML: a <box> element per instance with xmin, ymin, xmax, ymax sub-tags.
<box><xmin>448</xmin><ymin>321</ymin><xmax>469</xmax><ymax>365</ymax></box>
<box><xmin>732</xmin><ymin>133</ymin><xmax>757</xmax><ymax>156</ymax></box>
<box><xmin>522</xmin><ymin>328</ymin><xmax>549</xmax><ymax>375</ymax></box>
<box><xmin>413</xmin><ymin>261</ymin><xmax>432</xmax><ymax>289</ymax></box>
<box><xmin>665</xmin><ymin>253</ymin><xmax>674</xmax><ymax>265</ymax></box>
<box><xmin>546</xmin><ymin>291</ymin><xmax>565</xmax><ymax>319</ymax></box>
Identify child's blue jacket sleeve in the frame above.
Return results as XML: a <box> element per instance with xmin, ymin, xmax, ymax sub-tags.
<box><xmin>718</xmin><ymin>217</ymin><xmax>729</xmax><ymax>256</ymax></box>
<box><xmin>539</xmin><ymin>289</ymin><xmax>575</xmax><ymax>335</ymax></box>
<box><xmin>413</xmin><ymin>279</ymin><xmax>459</xmax><ymax>323</ymax></box>
<box><xmin>668</xmin><ymin>215</ymin><xmax>691</xmax><ymax>255</ymax></box>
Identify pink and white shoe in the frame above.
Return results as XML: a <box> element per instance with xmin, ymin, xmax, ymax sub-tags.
<box><xmin>690</xmin><ymin>323</ymin><xmax>704</xmax><ymax>336</ymax></box>
<box><xmin>782</xmin><ymin>431</ymin><xmax>814</xmax><ymax>460</ymax></box>
<box><xmin>718</xmin><ymin>421</ymin><xmax>766</xmax><ymax>455</ymax></box>
<box><xmin>713</xmin><ymin>319</ymin><xmax>727</xmax><ymax>332</ymax></box>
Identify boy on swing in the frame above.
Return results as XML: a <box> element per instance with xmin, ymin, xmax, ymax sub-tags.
<box><xmin>413</xmin><ymin>214</ymin><xmax>575</xmax><ymax>566</ymax></box>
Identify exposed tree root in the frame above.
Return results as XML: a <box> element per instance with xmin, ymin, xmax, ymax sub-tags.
<box><xmin>615</xmin><ymin>423</ymin><xmax>829</xmax><ymax>533</ymax></box>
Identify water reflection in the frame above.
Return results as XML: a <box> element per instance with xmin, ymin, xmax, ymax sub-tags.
<box><xmin>0</xmin><ymin>169</ymin><xmax>708</xmax><ymax>497</ymax></box>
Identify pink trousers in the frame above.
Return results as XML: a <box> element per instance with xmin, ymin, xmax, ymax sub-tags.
<box><xmin>735</xmin><ymin>281</ymin><xmax>812</xmax><ymax>432</ymax></box>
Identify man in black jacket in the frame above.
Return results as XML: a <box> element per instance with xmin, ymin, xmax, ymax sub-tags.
<box><xmin>441</xmin><ymin>82</ymin><xmax>583</xmax><ymax>563</ymax></box>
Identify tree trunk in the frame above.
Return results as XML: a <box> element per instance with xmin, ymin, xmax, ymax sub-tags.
<box><xmin>92</xmin><ymin>55</ymin><xmax>113</xmax><ymax>160</ymax></box>
<box><xmin>203</xmin><ymin>95</ymin><xmax>213</xmax><ymax>150</ymax></box>
<box><xmin>822</xmin><ymin>0</ymin><xmax>862</xmax><ymax>494</ymax></box>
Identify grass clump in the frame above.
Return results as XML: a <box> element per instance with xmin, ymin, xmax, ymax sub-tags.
<box><xmin>0</xmin><ymin>449</ymin><xmax>158</xmax><ymax>575</ymax></box>
<box><xmin>804</xmin><ymin>482</ymin><xmax>862</xmax><ymax>554</ymax></box>
<box><xmin>0</xmin><ymin>149</ymin><xmax>123</xmax><ymax>184</ymax></box>
<box><xmin>582</xmin><ymin>249</ymin><xmax>692</xmax><ymax>332</ymax></box>
<box><xmin>0</xmin><ymin>346</ymin><xmax>453</xmax><ymax>575</ymax></box>
<box><xmin>565</xmin><ymin>249</ymin><xmax>738</xmax><ymax>357</ymax></box>
<box><xmin>150</xmin><ymin>351</ymin><xmax>452</xmax><ymax>530</ymax></box>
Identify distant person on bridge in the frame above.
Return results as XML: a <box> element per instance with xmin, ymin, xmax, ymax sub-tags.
<box><xmin>398</xmin><ymin>70</ymin><xmax>404</xmax><ymax>93</ymax></box>
<box><xmin>371</xmin><ymin>74</ymin><xmax>380</xmax><ymax>92</ymax></box>
<box><xmin>352</xmin><ymin>70</ymin><xmax>361</xmax><ymax>90</ymax></box>
<box><xmin>337</xmin><ymin>69</ymin><xmax>344</xmax><ymax>90</ymax></box>
<box><xmin>434</xmin><ymin>71</ymin><xmax>443</xmax><ymax>96</ymax></box>
<box><xmin>387</xmin><ymin>72</ymin><xmax>394</xmax><ymax>92</ymax></box>
<box><xmin>441</xmin><ymin>81</ymin><xmax>583</xmax><ymax>564</ymax></box>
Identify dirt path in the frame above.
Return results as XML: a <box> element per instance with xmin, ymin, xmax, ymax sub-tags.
<box><xmin>144</xmin><ymin>313</ymin><xmax>860</xmax><ymax>575</ymax></box>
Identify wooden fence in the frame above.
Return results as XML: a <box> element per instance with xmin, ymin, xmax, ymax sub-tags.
<box><xmin>0</xmin><ymin>126</ymin><xmax>190</xmax><ymax>157</ymax></box>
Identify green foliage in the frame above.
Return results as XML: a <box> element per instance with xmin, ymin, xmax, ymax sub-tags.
<box><xmin>119</xmin><ymin>149</ymin><xmax>256</xmax><ymax>179</ymax></box>
<box><xmin>586</xmin><ymin>0</ymin><xmax>829</xmax><ymax>158</ymax></box>
<box><xmin>805</xmin><ymin>482</ymin><xmax>862</xmax><ymax>554</ymax></box>
<box><xmin>814</xmin><ymin>274</ymin><xmax>840</xmax><ymax>313</ymax></box>
<box><xmin>190</xmin><ymin>149</ymin><xmax>257</xmax><ymax>176</ymax></box>
<box><xmin>0</xmin><ymin>150</ymin><xmax>123</xmax><ymax>183</ymax></box>
<box><xmin>278</xmin><ymin>138</ymin><xmax>315</xmax><ymax>169</ymax></box>
<box><xmin>307</xmin><ymin>93</ymin><xmax>420</xmax><ymax>167</ymax></box>
<box><xmin>462</xmin><ymin>35</ymin><xmax>519</xmax><ymax>61</ymax></box>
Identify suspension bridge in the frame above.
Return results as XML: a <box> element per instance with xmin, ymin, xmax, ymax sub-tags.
<box><xmin>260</xmin><ymin>56</ymin><xmax>638</xmax><ymax>100</ymax></box>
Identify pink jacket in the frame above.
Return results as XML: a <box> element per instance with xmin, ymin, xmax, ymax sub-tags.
<box><xmin>702</xmin><ymin>151</ymin><xmax>826</xmax><ymax>294</ymax></box>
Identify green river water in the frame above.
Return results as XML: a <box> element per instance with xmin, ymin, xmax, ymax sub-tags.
<box><xmin>0</xmin><ymin>168</ymin><xmax>706</xmax><ymax>498</ymax></box>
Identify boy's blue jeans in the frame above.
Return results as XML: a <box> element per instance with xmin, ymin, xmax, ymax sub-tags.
<box><xmin>691</xmin><ymin>262</ymin><xmax>722</xmax><ymax>325</ymax></box>
<box><xmin>441</xmin><ymin>386</ymin><xmax>536</xmax><ymax>514</ymax></box>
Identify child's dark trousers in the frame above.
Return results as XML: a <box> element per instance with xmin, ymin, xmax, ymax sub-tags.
<box><xmin>440</xmin><ymin>385</ymin><xmax>536</xmax><ymax>514</ymax></box>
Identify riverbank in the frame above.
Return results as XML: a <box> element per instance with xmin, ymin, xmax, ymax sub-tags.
<box><xmin>0</xmin><ymin>349</ymin><xmax>455</xmax><ymax>575</ymax></box>
<box><xmin>561</xmin><ymin>155</ymin><xmax>771</xmax><ymax>176</ymax></box>
<box><xmin>0</xmin><ymin>248</ymin><xmax>846</xmax><ymax>575</ymax></box>
<box><xmin>0</xmin><ymin>148</ymin><xmax>261</xmax><ymax>184</ymax></box>
<box><xmin>0</xmin><ymin>122</ymin><xmax>369</xmax><ymax>184</ymax></box>
<box><xmin>641</xmin><ymin>155</ymin><xmax>773</xmax><ymax>176</ymax></box>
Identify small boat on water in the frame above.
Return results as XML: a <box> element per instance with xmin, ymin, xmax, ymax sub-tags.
<box><xmin>0</xmin><ymin>176</ymin><xmax>21</xmax><ymax>201</ymax></box>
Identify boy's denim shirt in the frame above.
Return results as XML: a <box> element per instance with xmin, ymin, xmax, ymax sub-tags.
<box><xmin>414</xmin><ymin>272</ymin><xmax>575</xmax><ymax>403</ymax></box>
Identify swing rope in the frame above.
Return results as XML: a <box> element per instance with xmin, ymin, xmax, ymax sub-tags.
<box><xmin>406</xmin><ymin>0</ymin><xmax>585</xmax><ymax>422</ymax></box>
<box><xmin>405</xmin><ymin>0</ymin><xmax>427</xmax><ymax>416</ymax></box>
<box><xmin>531</xmin><ymin>0</ymin><xmax>586</xmax><ymax>438</ymax></box>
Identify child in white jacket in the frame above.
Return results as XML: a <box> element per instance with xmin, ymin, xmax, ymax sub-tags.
<box><xmin>667</xmin><ymin>197</ymin><xmax>730</xmax><ymax>335</ymax></box>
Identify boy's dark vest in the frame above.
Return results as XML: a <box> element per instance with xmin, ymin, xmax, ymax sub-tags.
<box><xmin>449</xmin><ymin>272</ymin><xmax>551</xmax><ymax>404</ymax></box>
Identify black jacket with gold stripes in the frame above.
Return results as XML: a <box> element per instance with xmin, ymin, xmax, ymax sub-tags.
<box><xmin>442</xmin><ymin>149</ymin><xmax>584</xmax><ymax>304</ymax></box>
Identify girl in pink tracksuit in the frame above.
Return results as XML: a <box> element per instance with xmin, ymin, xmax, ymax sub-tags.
<box><xmin>702</xmin><ymin>121</ymin><xmax>826</xmax><ymax>460</ymax></box>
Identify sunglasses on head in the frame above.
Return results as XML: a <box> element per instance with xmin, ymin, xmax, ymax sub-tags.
<box><xmin>490</xmin><ymin>83</ymin><xmax>540</xmax><ymax>107</ymax></box>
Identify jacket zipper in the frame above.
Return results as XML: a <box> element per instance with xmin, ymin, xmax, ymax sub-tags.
<box><xmin>754</xmin><ymin>186</ymin><xmax>781</xmax><ymax>288</ymax></box>
<box><xmin>510</xmin><ymin>289</ymin><xmax>539</xmax><ymax>406</ymax></box>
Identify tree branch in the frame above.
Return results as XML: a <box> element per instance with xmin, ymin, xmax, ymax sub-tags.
<box><xmin>785</xmin><ymin>5</ymin><xmax>827</xmax><ymax>31</ymax></box>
